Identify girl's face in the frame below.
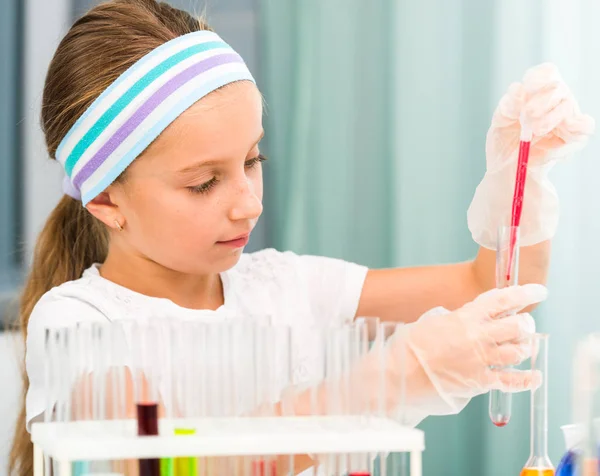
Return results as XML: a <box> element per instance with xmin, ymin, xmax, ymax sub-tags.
<box><xmin>90</xmin><ymin>81</ymin><xmax>264</xmax><ymax>275</ymax></box>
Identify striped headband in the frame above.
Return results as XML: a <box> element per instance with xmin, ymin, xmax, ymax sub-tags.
<box><xmin>57</xmin><ymin>30</ymin><xmax>255</xmax><ymax>205</ymax></box>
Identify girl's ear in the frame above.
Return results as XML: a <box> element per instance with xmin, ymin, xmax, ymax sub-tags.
<box><xmin>86</xmin><ymin>190</ymin><xmax>126</xmax><ymax>231</ymax></box>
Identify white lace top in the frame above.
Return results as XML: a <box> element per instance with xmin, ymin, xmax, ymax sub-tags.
<box><xmin>25</xmin><ymin>248</ymin><xmax>368</xmax><ymax>430</ymax></box>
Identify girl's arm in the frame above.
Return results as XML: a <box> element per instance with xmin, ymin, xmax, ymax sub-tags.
<box><xmin>356</xmin><ymin>240</ymin><xmax>551</xmax><ymax>322</ymax></box>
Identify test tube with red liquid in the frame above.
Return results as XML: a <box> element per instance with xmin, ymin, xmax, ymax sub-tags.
<box><xmin>506</xmin><ymin>122</ymin><xmax>532</xmax><ymax>282</ymax></box>
<box><xmin>489</xmin><ymin>225</ymin><xmax>520</xmax><ymax>427</ymax></box>
<box><xmin>251</xmin><ymin>459</ymin><xmax>278</xmax><ymax>476</ymax></box>
<box><xmin>132</xmin><ymin>322</ymin><xmax>161</xmax><ymax>476</ymax></box>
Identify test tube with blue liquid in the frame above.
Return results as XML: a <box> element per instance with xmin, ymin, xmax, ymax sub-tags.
<box><xmin>489</xmin><ymin>225</ymin><xmax>520</xmax><ymax>427</ymax></box>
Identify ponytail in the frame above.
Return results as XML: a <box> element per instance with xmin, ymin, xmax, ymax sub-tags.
<box><xmin>9</xmin><ymin>196</ymin><xmax>108</xmax><ymax>475</ymax></box>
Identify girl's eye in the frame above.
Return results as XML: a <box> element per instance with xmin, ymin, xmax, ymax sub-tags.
<box><xmin>187</xmin><ymin>177</ymin><xmax>219</xmax><ymax>195</ymax></box>
<box><xmin>245</xmin><ymin>154</ymin><xmax>268</xmax><ymax>169</ymax></box>
<box><xmin>186</xmin><ymin>155</ymin><xmax>267</xmax><ymax>194</ymax></box>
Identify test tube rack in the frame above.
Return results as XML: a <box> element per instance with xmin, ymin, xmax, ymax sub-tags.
<box><xmin>31</xmin><ymin>416</ymin><xmax>424</xmax><ymax>476</ymax></box>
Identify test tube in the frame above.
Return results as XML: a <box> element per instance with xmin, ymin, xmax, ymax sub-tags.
<box><xmin>57</xmin><ymin>327</ymin><xmax>74</xmax><ymax>424</ymax></box>
<box><xmin>107</xmin><ymin>322</ymin><xmax>128</xmax><ymax>426</ymax></box>
<box><xmin>192</xmin><ymin>322</ymin><xmax>211</xmax><ymax>476</ymax></box>
<box><xmin>106</xmin><ymin>322</ymin><xmax>129</xmax><ymax>475</ymax></box>
<box><xmin>72</xmin><ymin>323</ymin><xmax>94</xmax><ymax>476</ymax></box>
<box><xmin>154</xmin><ymin>320</ymin><xmax>172</xmax><ymax>476</ymax></box>
<box><xmin>201</xmin><ymin>323</ymin><xmax>228</xmax><ymax>475</ymax></box>
<box><xmin>489</xmin><ymin>225</ymin><xmax>520</xmax><ymax>427</ymax></box>
<box><xmin>347</xmin><ymin>322</ymin><xmax>377</xmax><ymax>476</ymax></box>
<box><xmin>43</xmin><ymin>327</ymin><xmax>65</xmax><ymax>476</ymax></box>
<box><xmin>132</xmin><ymin>321</ymin><xmax>161</xmax><ymax>476</ymax></box>
<box><xmin>371</xmin><ymin>319</ymin><xmax>391</xmax><ymax>476</ymax></box>
<box><xmin>380</xmin><ymin>322</ymin><xmax>407</xmax><ymax>422</ymax></box>
<box><xmin>326</xmin><ymin>326</ymin><xmax>351</xmax><ymax>476</ymax></box>
<box><xmin>268</xmin><ymin>324</ymin><xmax>293</xmax><ymax>476</ymax></box>
<box><xmin>380</xmin><ymin>322</ymin><xmax>409</xmax><ymax>476</ymax></box>
<box><xmin>251</xmin><ymin>324</ymin><xmax>287</xmax><ymax>476</ymax></box>
<box><xmin>520</xmin><ymin>334</ymin><xmax>554</xmax><ymax>476</ymax></box>
<box><xmin>294</xmin><ymin>325</ymin><xmax>327</xmax><ymax>475</ymax></box>
<box><xmin>89</xmin><ymin>322</ymin><xmax>118</xmax><ymax>475</ymax></box>
<box><xmin>228</xmin><ymin>322</ymin><xmax>246</xmax><ymax>476</ymax></box>
<box><xmin>169</xmin><ymin>320</ymin><xmax>199</xmax><ymax>476</ymax></box>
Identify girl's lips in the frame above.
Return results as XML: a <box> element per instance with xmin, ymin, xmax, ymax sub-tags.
<box><xmin>217</xmin><ymin>234</ymin><xmax>250</xmax><ymax>248</ymax></box>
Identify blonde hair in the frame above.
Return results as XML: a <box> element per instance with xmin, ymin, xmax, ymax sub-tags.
<box><xmin>9</xmin><ymin>1</ymin><xmax>211</xmax><ymax>474</ymax></box>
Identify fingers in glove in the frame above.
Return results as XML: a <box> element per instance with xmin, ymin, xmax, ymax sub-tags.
<box><xmin>486</xmin><ymin>340</ymin><xmax>534</xmax><ymax>367</ymax></box>
<box><xmin>466</xmin><ymin>284</ymin><xmax>548</xmax><ymax>319</ymax></box>
<box><xmin>528</xmin><ymin>98</ymin><xmax>575</xmax><ymax>137</ymax></box>
<box><xmin>555</xmin><ymin>113</ymin><xmax>596</xmax><ymax>142</ymax></box>
<box><xmin>492</xmin><ymin>83</ymin><xmax>525</xmax><ymax>127</ymax></box>
<box><xmin>522</xmin><ymin>63</ymin><xmax>563</xmax><ymax>94</ymax></box>
<box><xmin>489</xmin><ymin>368</ymin><xmax>542</xmax><ymax>393</ymax></box>
<box><xmin>524</xmin><ymin>82</ymin><xmax>570</xmax><ymax>118</ymax></box>
<box><xmin>487</xmin><ymin>313</ymin><xmax>535</xmax><ymax>344</ymax></box>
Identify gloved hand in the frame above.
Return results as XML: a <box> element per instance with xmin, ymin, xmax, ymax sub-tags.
<box><xmin>397</xmin><ymin>283</ymin><xmax>546</xmax><ymax>419</ymax></box>
<box><xmin>285</xmin><ymin>283</ymin><xmax>547</xmax><ymax>427</ymax></box>
<box><xmin>468</xmin><ymin>62</ymin><xmax>595</xmax><ymax>249</ymax></box>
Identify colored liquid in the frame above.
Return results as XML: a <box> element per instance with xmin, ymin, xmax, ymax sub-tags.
<box><xmin>72</xmin><ymin>461</ymin><xmax>90</xmax><ymax>476</ymax></box>
<box><xmin>137</xmin><ymin>403</ymin><xmax>160</xmax><ymax>476</ymax></box>
<box><xmin>507</xmin><ymin>140</ymin><xmax>530</xmax><ymax>281</ymax></box>
<box><xmin>251</xmin><ymin>459</ymin><xmax>277</xmax><ymax>476</ymax></box>
<box><xmin>520</xmin><ymin>468</ymin><xmax>555</xmax><ymax>476</ymax></box>
<box><xmin>493</xmin><ymin>418</ymin><xmax>509</xmax><ymax>428</ymax></box>
<box><xmin>161</xmin><ymin>458</ymin><xmax>174</xmax><ymax>476</ymax></box>
<box><xmin>349</xmin><ymin>473</ymin><xmax>371</xmax><ymax>476</ymax></box>
<box><xmin>137</xmin><ymin>402</ymin><xmax>159</xmax><ymax>436</ymax></box>
<box><xmin>174</xmin><ymin>456</ymin><xmax>197</xmax><ymax>476</ymax></box>
<box><xmin>556</xmin><ymin>450</ymin><xmax>577</xmax><ymax>476</ymax></box>
<box><xmin>173</xmin><ymin>428</ymin><xmax>198</xmax><ymax>476</ymax></box>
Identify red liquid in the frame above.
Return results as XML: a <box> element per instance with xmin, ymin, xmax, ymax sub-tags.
<box><xmin>137</xmin><ymin>403</ymin><xmax>159</xmax><ymax>476</ymax></box>
<box><xmin>507</xmin><ymin>140</ymin><xmax>531</xmax><ymax>281</ymax></box>
<box><xmin>349</xmin><ymin>473</ymin><xmax>371</xmax><ymax>476</ymax></box>
<box><xmin>137</xmin><ymin>402</ymin><xmax>159</xmax><ymax>436</ymax></box>
<box><xmin>519</xmin><ymin>468</ymin><xmax>554</xmax><ymax>476</ymax></box>
<box><xmin>251</xmin><ymin>459</ymin><xmax>277</xmax><ymax>476</ymax></box>
<box><xmin>492</xmin><ymin>414</ymin><xmax>510</xmax><ymax>427</ymax></box>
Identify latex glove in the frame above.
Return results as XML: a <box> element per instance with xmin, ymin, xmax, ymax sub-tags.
<box><xmin>400</xmin><ymin>283</ymin><xmax>546</xmax><ymax>418</ymax></box>
<box><xmin>285</xmin><ymin>283</ymin><xmax>547</xmax><ymax>427</ymax></box>
<box><xmin>468</xmin><ymin>63</ymin><xmax>595</xmax><ymax>249</ymax></box>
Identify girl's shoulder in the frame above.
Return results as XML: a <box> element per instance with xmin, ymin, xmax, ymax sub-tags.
<box><xmin>28</xmin><ymin>263</ymin><xmax>148</xmax><ymax>331</ymax></box>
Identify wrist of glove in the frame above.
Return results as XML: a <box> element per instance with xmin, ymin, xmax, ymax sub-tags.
<box><xmin>468</xmin><ymin>62</ymin><xmax>595</xmax><ymax>250</ymax></box>
<box><xmin>468</xmin><ymin>161</ymin><xmax>558</xmax><ymax>249</ymax></box>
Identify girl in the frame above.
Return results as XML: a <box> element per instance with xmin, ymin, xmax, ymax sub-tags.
<box><xmin>10</xmin><ymin>0</ymin><xmax>593</xmax><ymax>474</ymax></box>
